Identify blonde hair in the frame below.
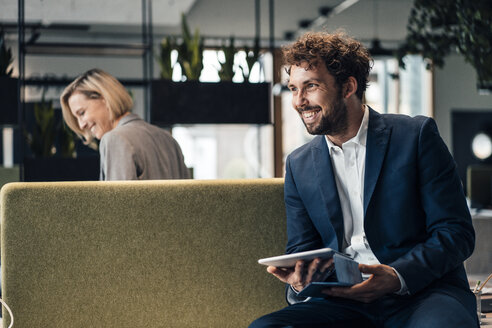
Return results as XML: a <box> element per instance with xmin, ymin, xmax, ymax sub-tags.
<box><xmin>60</xmin><ymin>68</ymin><xmax>133</xmax><ymax>145</ymax></box>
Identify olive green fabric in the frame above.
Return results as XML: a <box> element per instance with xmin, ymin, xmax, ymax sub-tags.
<box><xmin>1</xmin><ymin>179</ymin><xmax>287</xmax><ymax>328</ymax></box>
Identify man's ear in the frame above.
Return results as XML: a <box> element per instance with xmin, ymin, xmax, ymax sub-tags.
<box><xmin>343</xmin><ymin>76</ymin><xmax>358</xmax><ymax>99</ymax></box>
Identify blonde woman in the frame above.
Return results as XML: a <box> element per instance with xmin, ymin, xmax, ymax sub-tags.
<box><xmin>61</xmin><ymin>68</ymin><xmax>190</xmax><ymax>180</ymax></box>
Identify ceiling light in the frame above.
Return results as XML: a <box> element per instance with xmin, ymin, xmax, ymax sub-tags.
<box><xmin>472</xmin><ymin>132</ymin><xmax>492</xmax><ymax>160</ymax></box>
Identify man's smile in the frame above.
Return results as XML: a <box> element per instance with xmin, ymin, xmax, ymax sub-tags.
<box><xmin>299</xmin><ymin>107</ymin><xmax>322</xmax><ymax>123</ymax></box>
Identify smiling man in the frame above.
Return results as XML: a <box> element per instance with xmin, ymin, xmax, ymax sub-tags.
<box><xmin>249</xmin><ymin>32</ymin><xmax>478</xmax><ymax>328</ymax></box>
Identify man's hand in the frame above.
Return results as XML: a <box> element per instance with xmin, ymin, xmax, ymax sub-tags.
<box><xmin>267</xmin><ymin>257</ymin><xmax>334</xmax><ymax>292</ymax></box>
<box><xmin>322</xmin><ymin>263</ymin><xmax>401</xmax><ymax>303</ymax></box>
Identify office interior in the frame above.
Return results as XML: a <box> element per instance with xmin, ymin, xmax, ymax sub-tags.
<box><xmin>0</xmin><ymin>0</ymin><xmax>491</xmax><ymax>326</ymax></box>
<box><xmin>1</xmin><ymin>0</ymin><xmax>492</xmax><ymax>181</ymax></box>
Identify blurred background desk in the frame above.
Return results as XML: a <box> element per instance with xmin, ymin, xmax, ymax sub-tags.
<box><xmin>466</xmin><ymin>214</ymin><xmax>492</xmax><ymax>277</ymax></box>
<box><xmin>466</xmin><ymin>213</ymin><xmax>492</xmax><ymax>326</ymax></box>
<box><xmin>482</xmin><ymin>294</ymin><xmax>492</xmax><ymax>326</ymax></box>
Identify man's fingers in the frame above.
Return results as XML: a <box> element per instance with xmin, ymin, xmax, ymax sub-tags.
<box><xmin>267</xmin><ymin>258</ymin><xmax>338</xmax><ymax>291</ymax></box>
<box><xmin>358</xmin><ymin>264</ymin><xmax>382</xmax><ymax>275</ymax></box>
<box><xmin>317</xmin><ymin>258</ymin><xmax>335</xmax><ymax>281</ymax></box>
<box><xmin>319</xmin><ymin>258</ymin><xmax>334</xmax><ymax>272</ymax></box>
<box><xmin>322</xmin><ymin>264</ymin><xmax>401</xmax><ymax>303</ymax></box>
<box><xmin>266</xmin><ymin>260</ymin><xmax>308</xmax><ymax>286</ymax></box>
<box><xmin>267</xmin><ymin>266</ymin><xmax>292</xmax><ymax>281</ymax></box>
<box><xmin>306</xmin><ymin>258</ymin><xmax>321</xmax><ymax>280</ymax></box>
<box><xmin>266</xmin><ymin>266</ymin><xmax>279</xmax><ymax>275</ymax></box>
<box><xmin>295</xmin><ymin>260</ymin><xmax>306</xmax><ymax>272</ymax></box>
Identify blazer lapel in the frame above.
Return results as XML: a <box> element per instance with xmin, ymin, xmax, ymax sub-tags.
<box><xmin>364</xmin><ymin>108</ymin><xmax>391</xmax><ymax>214</ymax></box>
<box><xmin>311</xmin><ymin>136</ymin><xmax>345</xmax><ymax>250</ymax></box>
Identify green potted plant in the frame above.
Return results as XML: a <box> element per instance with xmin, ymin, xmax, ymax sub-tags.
<box><xmin>59</xmin><ymin>121</ymin><xmax>77</xmax><ymax>159</ymax></box>
<box><xmin>217</xmin><ymin>36</ymin><xmax>236</xmax><ymax>82</ymax></box>
<box><xmin>151</xmin><ymin>14</ymin><xmax>271</xmax><ymax>126</ymax></box>
<box><xmin>0</xmin><ymin>28</ymin><xmax>13</xmax><ymax>77</ymax></box>
<box><xmin>176</xmin><ymin>13</ymin><xmax>204</xmax><ymax>81</ymax></box>
<box><xmin>0</xmin><ymin>27</ymin><xmax>18</xmax><ymax>125</ymax></box>
<box><xmin>396</xmin><ymin>0</ymin><xmax>492</xmax><ymax>93</ymax></box>
<box><xmin>156</xmin><ymin>36</ymin><xmax>176</xmax><ymax>80</ymax></box>
<box><xmin>24</xmin><ymin>91</ymin><xmax>57</xmax><ymax>158</ymax></box>
<box><xmin>241</xmin><ymin>36</ymin><xmax>261</xmax><ymax>83</ymax></box>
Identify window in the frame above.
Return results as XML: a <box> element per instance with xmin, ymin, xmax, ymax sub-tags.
<box><xmin>367</xmin><ymin>55</ymin><xmax>432</xmax><ymax>117</ymax></box>
<box><xmin>172</xmin><ymin>50</ymin><xmax>274</xmax><ymax>179</ymax></box>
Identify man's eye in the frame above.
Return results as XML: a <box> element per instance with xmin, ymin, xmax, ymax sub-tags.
<box><xmin>307</xmin><ymin>83</ymin><xmax>317</xmax><ymax>88</ymax></box>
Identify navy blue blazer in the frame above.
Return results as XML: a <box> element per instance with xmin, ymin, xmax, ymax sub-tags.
<box><xmin>284</xmin><ymin>108</ymin><xmax>474</xmax><ymax>299</ymax></box>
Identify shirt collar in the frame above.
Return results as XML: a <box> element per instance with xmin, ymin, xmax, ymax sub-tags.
<box><xmin>325</xmin><ymin>105</ymin><xmax>369</xmax><ymax>150</ymax></box>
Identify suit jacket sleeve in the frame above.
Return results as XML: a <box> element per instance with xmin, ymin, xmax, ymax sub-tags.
<box><xmin>283</xmin><ymin>154</ymin><xmax>324</xmax><ymax>304</ymax></box>
<box><xmin>388</xmin><ymin>117</ymin><xmax>475</xmax><ymax>294</ymax></box>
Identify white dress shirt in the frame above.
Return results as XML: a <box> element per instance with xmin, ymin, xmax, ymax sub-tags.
<box><xmin>325</xmin><ymin>106</ymin><xmax>408</xmax><ymax>294</ymax></box>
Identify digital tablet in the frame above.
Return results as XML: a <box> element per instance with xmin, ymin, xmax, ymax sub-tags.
<box><xmin>297</xmin><ymin>254</ymin><xmax>363</xmax><ymax>298</ymax></box>
<box><xmin>297</xmin><ymin>281</ymin><xmax>353</xmax><ymax>298</ymax></box>
<box><xmin>258</xmin><ymin>247</ymin><xmax>339</xmax><ymax>268</ymax></box>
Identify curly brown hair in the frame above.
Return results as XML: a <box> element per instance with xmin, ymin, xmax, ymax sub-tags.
<box><xmin>282</xmin><ymin>31</ymin><xmax>373</xmax><ymax>100</ymax></box>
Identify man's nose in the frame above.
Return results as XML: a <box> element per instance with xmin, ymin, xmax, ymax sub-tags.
<box><xmin>293</xmin><ymin>91</ymin><xmax>308</xmax><ymax>108</ymax></box>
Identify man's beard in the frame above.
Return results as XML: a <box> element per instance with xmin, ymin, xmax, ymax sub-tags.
<box><xmin>300</xmin><ymin>91</ymin><xmax>348</xmax><ymax>136</ymax></box>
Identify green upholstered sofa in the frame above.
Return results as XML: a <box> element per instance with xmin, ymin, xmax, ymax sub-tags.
<box><xmin>1</xmin><ymin>179</ymin><xmax>287</xmax><ymax>328</ymax></box>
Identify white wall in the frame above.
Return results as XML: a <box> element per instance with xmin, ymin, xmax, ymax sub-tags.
<box><xmin>433</xmin><ymin>54</ymin><xmax>492</xmax><ymax>152</ymax></box>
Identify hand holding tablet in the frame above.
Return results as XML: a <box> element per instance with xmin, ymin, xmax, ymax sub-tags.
<box><xmin>258</xmin><ymin>248</ymin><xmax>363</xmax><ymax>298</ymax></box>
<box><xmin>298</xmin><ymin>254</ymin><xmax>363</xmax><ymax>297</ymax></box>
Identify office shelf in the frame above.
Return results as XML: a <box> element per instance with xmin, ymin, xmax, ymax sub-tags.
<box><xmin>24</xmin><ymin>42</ymin><xmax>150</xmax><ymax>57</ymax></box>
<box><xmin>14</xmin><ymin>0</ymin><xmax>154</xmax><ymax>181</ymax></box>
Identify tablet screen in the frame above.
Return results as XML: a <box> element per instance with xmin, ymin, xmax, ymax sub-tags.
<box><xmin>258</xmin><ymin>247</ymin><xmax>339</xmax><ymax>268</ymax></box>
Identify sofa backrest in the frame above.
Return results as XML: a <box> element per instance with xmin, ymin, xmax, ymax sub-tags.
<box><xmin>1</xmin><ymin>179</ymin><xmax>287</xmax><ymax>328</ymax></box>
